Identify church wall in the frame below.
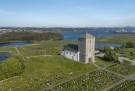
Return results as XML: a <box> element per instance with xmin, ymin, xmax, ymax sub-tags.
<box><xmin>78</xmin><ymin>37</ymin><xmax>95</xmax><ymax>63</ymax></box>
<box><xmin>60</xmin><ymin>50</ymin><xmax>79</xmax><ymax>61</ymax></box>
<box><xmin>78</xmin><ymin>38</ymin><xmax>86</xmax><ymax>63</ymax></box>
<box><xmin>85</xmin><ymin>38</ymin><xmax>95</xmax><ymax>63</ymax></box>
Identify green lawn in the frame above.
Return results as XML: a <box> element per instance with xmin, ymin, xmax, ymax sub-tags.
<box><xmin>95</xmin><ymin>57</ymin><xmax>114</xmax><ymax>68</ymax></box>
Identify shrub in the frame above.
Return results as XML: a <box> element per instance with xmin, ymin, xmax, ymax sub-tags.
<box><xmin>0</xmin><ymin>56</ymin><xmax>25</xmax><ymax>80</ymax></box>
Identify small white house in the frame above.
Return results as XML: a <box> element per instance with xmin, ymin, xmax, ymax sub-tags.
<box><xmin>60</xmin><ymin>44</ymin><xmax>79</xmax><ymax>61</ymax></box>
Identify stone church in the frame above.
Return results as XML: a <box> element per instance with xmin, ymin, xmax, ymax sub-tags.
<box><xmin>60</xmin><ymin>33</ymin><xmax>95</xmax><ymax>63</ymax></box>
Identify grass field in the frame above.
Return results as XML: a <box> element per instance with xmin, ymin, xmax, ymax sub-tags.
<box><xmin>95</xmin><ymin>57</ymin><xmax>114</xmax><ymax>68</ymax></box>
<box><xmin>0</xmin><ymin>46</ymin><xmax>17</xmax><ymax>55</ymax></box>
<box><xmin>16</xmin><ymin>41</ymin><xmax>76</xmax><ymax>57</ymax></box>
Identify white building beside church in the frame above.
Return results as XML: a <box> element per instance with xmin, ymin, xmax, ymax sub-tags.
<box><xmin>60</xmin><ymin>33</ymin><xmax>95</xmax><ymax>63</ymax></box>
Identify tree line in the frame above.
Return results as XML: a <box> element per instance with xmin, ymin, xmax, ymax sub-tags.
<box><xmin>0</xmin><ymin>32</ymin><xmax>63</xmax><ymax>42</ymax></box>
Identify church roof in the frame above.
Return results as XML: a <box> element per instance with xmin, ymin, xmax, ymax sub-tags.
<box><xmin>79</xmin><ymin>33</ymin><xmax>95</xmax><ymax>39</ymax></box>
<box><xmin>62</xmin><ymin>44</ymin><xmax>78</xmax><ymax>52</ymax></box>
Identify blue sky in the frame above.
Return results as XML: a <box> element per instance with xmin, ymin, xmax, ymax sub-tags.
<box><xmin>0</xmin><ymin>0</ymin><xmax>135</xmax><ymax>27</ymax></box>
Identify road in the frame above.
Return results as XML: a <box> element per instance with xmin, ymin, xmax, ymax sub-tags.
<box><xmin>15</xmin><ymin>47</ymin><xmax>20</xmax><ymax>55</ymax></box>
<box><xmin>119</xmin><ymin>57</ymin><xmax>135</xmax><ymax>65</ymax></box>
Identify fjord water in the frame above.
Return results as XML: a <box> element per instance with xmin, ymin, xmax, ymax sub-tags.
<box><xmin>0</xmin><ymin>41</ymin><xmax>32</xmax><ymax>47</ymax></box>
<box><xmin>0</xmin><ymin>52</ymin><xmax>11</xmax><ymax>61</ymax></box>
<box><xmin>60</xmin><ymin>29</ymin><xmax>123</xmax><ymax>47</ymax></box>
<box><xmin>0</xmin><ymin>41</ymin><xmax>31</xmax><ymax>61</ymax></box>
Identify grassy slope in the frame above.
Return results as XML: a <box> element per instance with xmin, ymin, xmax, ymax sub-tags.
<box><xmin>0</xmin><ymin>56</ymin><xmax>96</xmax><ymax>91</ymax></box>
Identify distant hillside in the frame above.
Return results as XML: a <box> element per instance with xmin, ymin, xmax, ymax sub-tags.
<box><xmin>0</xmin><ymin>32</ymin><xmax>63</xmax><ymax>42</ymax></box>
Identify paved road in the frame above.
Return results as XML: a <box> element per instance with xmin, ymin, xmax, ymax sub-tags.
<box><xmin>119</xmin><ymin>57</ymin><xmax>135</xmax><ymax>65</ymax></box>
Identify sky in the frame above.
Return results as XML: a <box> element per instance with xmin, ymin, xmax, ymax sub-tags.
<box><xmin>0</xmin><ymin>0</ymin><xmax>135</xmax><ymax>27</ymax></box>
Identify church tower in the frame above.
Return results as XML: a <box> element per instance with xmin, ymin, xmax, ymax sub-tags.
<box><xmin>78</xmin><ymin>33</ymin><xmax>95</xmax><ymax>63</ymax></box>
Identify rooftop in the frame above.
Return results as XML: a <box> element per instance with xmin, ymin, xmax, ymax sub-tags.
<box><xmin>62</xmin><ymin>44</ymin><xmax>78</xmax><ymax>52</ymax></box>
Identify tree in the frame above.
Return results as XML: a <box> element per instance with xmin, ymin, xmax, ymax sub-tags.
<box><xmin>121</xmin><ymin>42</ymin><xmax>135</xmax><ymax>48</ymax></box>
<box><xmin>104</xmin><ymin>51</ymin><xmax>118</xmax><ymax>62</ymax></box>
<box><xmin>114</xmin><ymin>47</ymin><xmax>120</xmax><ymax>52</ymax></box>
<box><xmin>104</xmin><ymin>46</ymin><xmax>112</xmax><ymax>53</ymax></box>
<box><xmin>130</xmin><ymin>51</ymin><xmax>134</xmax><ymax>56</ymax></box>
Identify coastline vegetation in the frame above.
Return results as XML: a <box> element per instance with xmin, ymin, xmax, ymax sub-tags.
<box><xmin>0</xmin><ymin>32</ymin><xmax>63</xmax><ymax>42</ymax></box>
<box><xmin>96</xmin><ymin>35</ymin><xmax>135</xmax><ymax>43</ymax></box>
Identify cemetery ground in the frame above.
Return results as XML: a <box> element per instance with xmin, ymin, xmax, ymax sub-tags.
<box><xmin>0</xmin><ymin>41</ymin><xmax>135</xmax><ymax>91</ymax></box>
<box><xmin>109</xmin><ymin>80</ymin><xmax>135</xmax><ymax>91</ymax></box>
<box><xmin>119</xmin><ymin>48</ymin><xmax>135</xmax><ymax>59</ymax></box>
